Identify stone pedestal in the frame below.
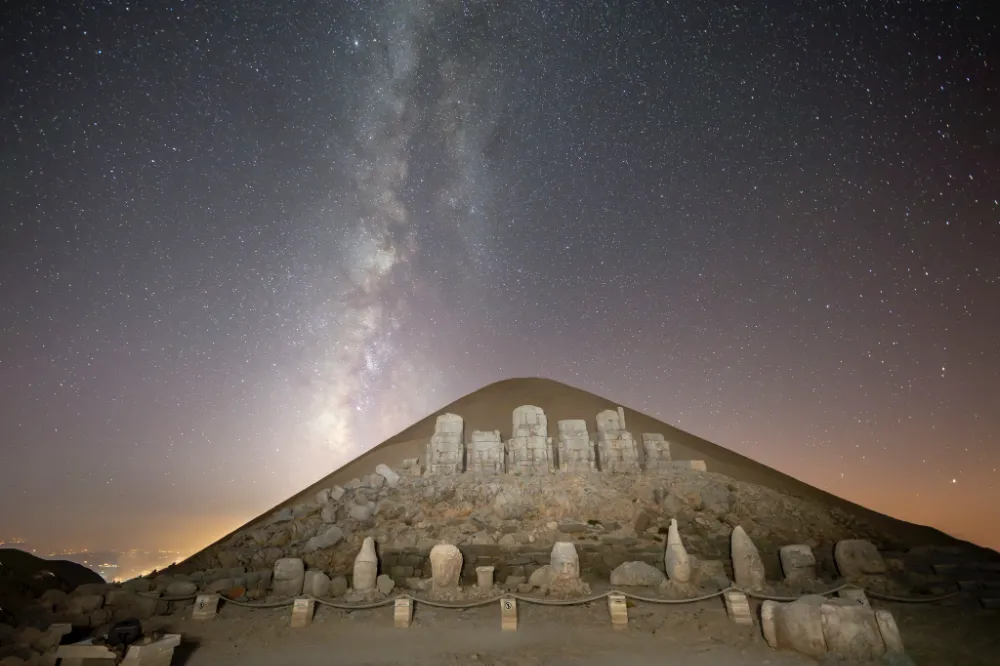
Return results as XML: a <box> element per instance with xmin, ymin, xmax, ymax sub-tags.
<box><xmin>192</xmin><ymin>593</ymin><xmax>220</xmax><ymax>620</ymax></box>
<box><xmin>501</xmin><ymin>597</ymin><xmax>518</xmax><ymax>631</ymax></box>
<box><xmin>290</xmin><ymin>597</ymin><xmax>315</xmax><ymax>627</ymax></box>
<box><xmin>477</xmin><ymin>565</ymin><xmax>495</xmax><ymax>588</ymax></box>
<box><xmin>723</xmin><ymin>589</ymin><xmax>753</xmax><ymax>626</ymax></box>
<box><xmin>608</xmin><ymin>592</ymin><xmax>628</xmax><ymax>629</ymax></box>
<box><xmin>394</xmin><ymin>597</ymin><xmax>413</xmax><ymax>628</ymax></box>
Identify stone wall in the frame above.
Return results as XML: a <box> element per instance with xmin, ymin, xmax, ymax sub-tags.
<box><xmin>466</xmin><ymin>430</ymin><xmax>504</xmax><ymax>475</ymax></box>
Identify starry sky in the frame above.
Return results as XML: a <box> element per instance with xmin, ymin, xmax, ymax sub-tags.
<box><xmin>2</xmin><ymin>1</ymin><xmax>998</xmax><ymax>559</ymax></box>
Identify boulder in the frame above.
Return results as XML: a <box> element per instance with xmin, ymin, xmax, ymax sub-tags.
<box><xmin>272</xmin><ymin>558</ymin><xmax>305</xmax><ymax>597</ymax></box>
<box><xmin>330</xmin><ymin>576</ymin><xmax>348</xmax><ymax>597</ymax></box>
<box><xmin>610</xmin><ymin>561</ymin><xmax>666</xmax><ymax>587</ymax></box>
<box><xmin>320</xmin><ymin>501</ymin><xmax>339</xmax><ymax>523</ymax></box>
<box><xmin>164</xmin><ymin>581</ymin><xmax>197</xmax><ymax>597</ymax></box>
<box><xmin>305</xmin><ymin>526</ymin><xmax>344</xmax><ymax>552</ymax></box>
<box><xmin>303</xmin><ymin>571</ymin><xmax>331</xmax><ymax>597</ymax></box>
<box><xmin>353</xmin><ymin>537</ymin><xmax>378</xmax><ymax>591</ymax></box>
<box><xmin>375</xmin><ymin>464</ymin><xmax>400</xmax><ymax>488</ymax></box>
<box><xmin>731</xmin><ymin>526</ymin><xmax>765</xmax><ymax>591</ymax></box>
<box><xmin>429</xmin><ymin>544</ymin><xmax>463</xmax><ymax>590</ymax></box>
<box><xmin>834</xmin><ymin>539</ymin><xmax>887</xmax><ymax>579</ymax></box>
<box><xmin>664</xmin><ymin>518</ymin><xmax>692</xmax><ymax>582</ymax></box>
<box><xmin>376</xmin><ymin>574</ymin><xmax>395</xmax><ymax>595</ymax></box>
<box><xmin>349</xmin><ymin>502</ymin><xmax>376</xmax><ymax>521</ymax></box>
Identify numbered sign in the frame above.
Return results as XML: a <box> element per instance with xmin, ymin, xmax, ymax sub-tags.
<box><xmin>607</xmin><ymin>592</ymin><xmax>628</xmax><ymax>629</ymax></box>
<box><xmin>500</xmin><ymin>597</ymin><xmax>517</xmax><ymax>631</ymax></box>
<box><xmin>290</xmin><ymin>597</ymin><xmax>315</xmax><ymax>628</ymax></box>
<box><xmin>192</xmin><ymin>593</ymin><xmax>220</xmax><ymax>620</ymax></box>
<box><xmin>394</xmin><ymin>597</ymin><xmax>413</xmax><ymax>628</ymax></box>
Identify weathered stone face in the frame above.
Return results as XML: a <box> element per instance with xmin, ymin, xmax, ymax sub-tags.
<box><xmin>426</xmin><ymin>413</ymin><xmax>464</xmax><ymax>476</ymax></box>
<box><xmin>507</xmin><ymin>406</ymin><xmax>554</xmax><ymax>475</ymax></box>
<box><xmin>466</xmin><ymin>430</ymin><xmax>504</xmax><ymax>475</ymax></box>
<box><xmin>596</xmin><ymin>408</ymin><xmax>639</xmax><ymax>474</ymax></box>
<box><xmin>556</xmin><ymin>420</ymin><xmax>596</xmax><ymax>473</ymax></box>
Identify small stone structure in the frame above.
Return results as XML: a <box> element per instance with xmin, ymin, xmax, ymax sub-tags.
<box><xmin>466</xmin><ymin>430</ymin><xmax>505</xmax><ymax>474</ymax></box>
<box><xmin>596</xmin><ymin>407</ymin><xmax>640</xmax><ymax>473</ymax></box>
<box><xmin>641</xmin><ymin>433</ymin><xmax>672</xmax><ymax>471</ymax></box>
<box><xmin>425</xmin><ymin>413</ymin><xmax>464</xmax><ymax>476</ymax></box>
<box><xmin>556</xmin><ymin>419</ymin><xmax>596</xmax><ymax>473</ymax></box>
<box><xmin>507</xmin><ymin>406</ymin><xmax>555</xmax><ymax>475</ymax></box>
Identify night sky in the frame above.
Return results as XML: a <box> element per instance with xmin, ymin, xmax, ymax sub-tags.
<box><xmin>2</xmin><ymin>1</ymin><xmax>998</xmax><ymax>560</ymax></box>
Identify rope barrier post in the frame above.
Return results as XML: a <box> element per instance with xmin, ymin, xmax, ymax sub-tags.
<box><xmin>607</xmin><ymin>592</ymin><xmax>628</xmax><ymax>630</ymax></box>
<box><xmin>290</xmin><ymin>597</ymin><xmax>316</xmax><ymax>628</ymax></box>
<box><xmin>192</xmin><ymin>593</ymin><xmax>220</xmax><ymax>620</ymax></box>
<box><xmin>500</xmin><ymin>596</ymin><xmax>517</xmax><ymax>631</ymax></box>
<box><xmin>723</xmin><ymin>590</ymin><xmax>753</xmax><ymax>626</ymax></box>
<box><xmin>839</xmin><ymin>586</ymin><xmax>870</xmax><ymax>607</ymax></box>
<box><xmin>394</xmin><ymin>597</ymin><xmax>413</xmax><ymax>628</ymax></box>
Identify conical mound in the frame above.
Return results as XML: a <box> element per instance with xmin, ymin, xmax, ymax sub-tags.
<box><xmin>170</xmin><ymin>377</ymin><xmax>990</xmax><ymax>574</ymax></box>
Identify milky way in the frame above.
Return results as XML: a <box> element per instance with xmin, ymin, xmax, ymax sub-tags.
<box><xmin>1</xmin><ymin>1</ymin><xmax>998</xmax><ymax>555</ymax></box>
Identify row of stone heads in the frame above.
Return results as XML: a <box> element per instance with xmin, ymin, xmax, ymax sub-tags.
<box><xmin>422</xmin><ymin>406</ymin><xmax>701</xmax><ymax>475</ymax></box>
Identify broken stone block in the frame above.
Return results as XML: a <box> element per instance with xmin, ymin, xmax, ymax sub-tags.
<box><xmin>466</xmin><ymin>430</ymin><xmax>505</xmax><ymax>474</ymax></box>
<box><xmin>375</xmin><ymin>463</ymin><xmax>400</xmax><ymax>487</ymax></box>
<box><xmin>664</xmin><ymin>518</ymin><xmax>692</xmax><ymax>582</ymax></box>
<box><xmin>430</xmin><ymin>543</ymin><xmax>463</xmax><ymax>590</ymax></box>
<box><xmin>272</xmin><ymin>558</ymin><xmax>305</xmax><ymax>598</ymax></box>
<box><xmin>731</xmin><ymin>526</ymin><xmax>766</xmax><ymax>591</ymax></box>
<box><xmin>834</xmin><ymin>539</ymin><xmax>887</xmax><ymax>579</ymax></box>
<box><xmin>780</xmin><ymin>544</ymin><xmax>817</xmax><ymax>582</ymax></box>
<box><xmin>774</xmin><ymin>595</ymin><xmax>828</xmax><ymax>658</ymax></box>
<box><xmin>353</xmin><ymin>537</ymin><xmax>378</xmax><ymax>591</ymax></box>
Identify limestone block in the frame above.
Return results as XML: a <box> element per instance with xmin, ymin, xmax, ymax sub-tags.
<box><xmin>303</xmin><ymin>571</ymin><xmax>331</xmax><ymax>597</ymax></box>
<box><xmin>641</xmin><ymin>433</ymin><xmax>672</xmax><ymax>471</ymax></box>
<box><xmin>425</xmin><ymin>413</ymin><xmax>465</xmax><ymax>475</ymax></box>
<box><xmin>394</xmin><ymin>597</ymin><xmax>412</xmax><ymax>627</ymax></box>
<box><xmin>466</xmin><ymin>430</ymin><xmax>505</xmax><ymax>474</ymax></box>
<box><xmin>875</xmin><ymin>608</ymin><xmax>905</xmax><ymax>654</ymax></box>
<box><xmin>375</xmin><ymin>463</ymin><xmax>400</xmax><ymax>487</ymax></box>
<box><xmin>430</xmin><ymin>544</ymin><xmax>463</xmax><ymax>590</ymax></box>
<box><xmin>731</xmin><ymin>526</ymin><xmax>766</xmax><ymax>591</ymax></box>
<box><xmin>774</xmin><ymin>595</ymin><xmax>829</xmax><ymax>658</ymax></box>
<box><xmin>290</xmin><ymin>597</ymin><xmax>315</xmax><ymax>628</ymax></box>
<box><xmin>272</xmin><ymin>558</ymin><xmax>305</xmax><ymax>598</ymax></box>
<box><xmin>780</xmin><ymin>544</ymin><xmax>817</xmax><ymax>582</ymax></box>
<box><xmin>820</xmin><ymin>600</ymin><xmax>886</xmax><ymax>661</ymax></box>
<box><xmin>556</xmin><ymin>420</ymin><xmax>596</xmax><ymax>473</ymax></box>
<box><xmin>834</xmin><ymin>539</ymin><xmax>887</xmax><ymax>579</ymax></box>
<box><xmin>664</xmin><ymin>518</ymin><xmax>692</xmax><ymax>583</ymax></box>
<box><xmin>610</xmin><ymin>561</ymin><xmax>666</xmax><ymax>587</ymax></box>
<box><xmin>353</xmin><ymin>537</ymin><xmax>379</xmax><ymax>591</ymax></box>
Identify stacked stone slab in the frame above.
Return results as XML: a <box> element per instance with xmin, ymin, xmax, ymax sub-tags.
<box><xmin>425</xmin><ymin>413</ymin><xmax>464</xmax><ymax>476</ymax></box>
<box><xmin>641</xmin><ymin>433</ymin><xmax>672</xmax><ymax>471</ymax></box>
<box><xmin>596</xmin><ymin>407</ymin><xmax>640</xmax><ymax>474</ymax></box>
<box><xmin>467</xmin><ymin>430</ymin><xmax>505</xmax><ymax>474</ymax></box>
<box><xmin>507</xmin><ymin>405</ymin><xmax>555</xmax><ymax>475</ymax></box>
<box><xmin>556</xmin><ymin>419</ymin><xmax>596</xmax><ymax>473</ymax></box>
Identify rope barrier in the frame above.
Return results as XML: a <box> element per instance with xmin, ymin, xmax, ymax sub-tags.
<box><xmin>134</xmin><ymin>581</ymin><xmax>966</xmax><ymax>612</ymax></box>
